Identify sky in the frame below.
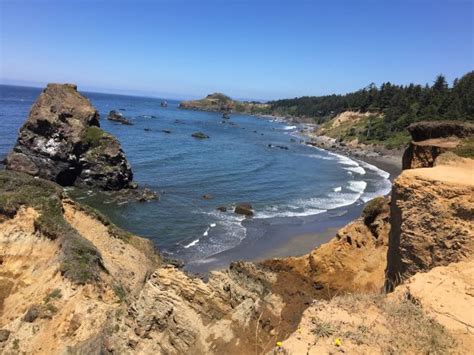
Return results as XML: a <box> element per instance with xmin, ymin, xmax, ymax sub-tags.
<box><xmin>1</xmin><ymin>0</ymin><xmax>473</xmax><ymax>100</ymax></box>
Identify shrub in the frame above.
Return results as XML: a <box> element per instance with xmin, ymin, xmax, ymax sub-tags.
<box><xmin>84</xmin><ymin>126</ymin><xmax>106</xmax><ymax>148</ymax></box>
<box><xmin>362</xmin><ymin>197</ymin><xmax>386</xmax><ymax>225</ymax></box>
<box><xmin>453</xmin><ymin>136</ymin><xmax>474</xmax><ymax>158</ymax></box>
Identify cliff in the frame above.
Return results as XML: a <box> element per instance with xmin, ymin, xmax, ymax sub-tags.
<box><xmin>179</xmin><ymin>93</ymin><xmax>270</xmax><ymax>115</ymax></box>
<box><xmin>402</xmin><ymin>120</ymin><xmax>474</xmax><ymax>169</ymax></box>
<box><xmin>1</xmin><ymin>118</ymin><xmax>473</xmax><ymax>353</ymax></box>
<box><xmin>5</xmin><ymin>84</ymin><xmax>134</xmax><ymax>190</ymax></box>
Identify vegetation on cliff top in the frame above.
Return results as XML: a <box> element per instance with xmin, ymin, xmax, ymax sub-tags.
<box><xmin>272</xmin><ymin>71</ymin><xmax>474</xmax><ymax>147</ymax></box>
<box><xmin>180</xmin><ymin>92</ymin><xmax>271</xmax><ymax>115</ymax></box>
<box><xmin>0</xmin><ymin>171</ymin><xmax>103</xmax><ymax>284</ymax></box>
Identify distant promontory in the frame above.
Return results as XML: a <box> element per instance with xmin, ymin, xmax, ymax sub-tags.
<box><xmin>179</xmin><ymin>92</ymin><xmax>270</xmax><ymax>115</ymax></box>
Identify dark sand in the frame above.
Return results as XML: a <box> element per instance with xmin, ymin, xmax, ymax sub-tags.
<box><xmin>185</xmin><ymin>150</ymin><xmax>402</xmax><ymax>275</ymax></box>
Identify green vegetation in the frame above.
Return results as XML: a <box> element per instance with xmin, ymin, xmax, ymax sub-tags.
<box><xmin>325</xmin><ymin>293</ymin><xmax>456</xmax><ymax>354</ymax></box>
<box><xmin>453</xmin><ymin>136</ymin><xmax>474</xmax><ymax>158</ymax></box>
<box><xmin>270</xmin><ymin>71</ymin><xmax>474</xmax><ymax>145</ymax></box>
<box><xmin>0</xmin><ymin>171</ymin><xmax>103</xmax><ymax>284</ymax></box>
<box><xmin>362</xmin><ymin>196</ymin><xmax>386</xmax><ymax>226</ymax></box>
<box><xmin>44</xmin><ymin>289</ymin><xmax>62</xmax><ymax>303</ymax></box>
<box><xmin>84</xmin><ymin>126</ymin><xmax>106</xmax><ymax>148</ymax></box>
<box><xmin>312</xmin><ymin>318</ymin><xmax>336</xmax><ymax>338</ymax></box>
<box><xmin>112</xmin><ymin>283</ymin><xmax>127</xmax><ymax>303</ymax></box>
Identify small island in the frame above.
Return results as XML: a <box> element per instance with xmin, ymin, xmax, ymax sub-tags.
<box><xmin>179</xmin><ymin>92</ymin><xmax>270</xmax><ymax>115</ymax></box>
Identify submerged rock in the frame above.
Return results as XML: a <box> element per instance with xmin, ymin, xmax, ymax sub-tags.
<box><xmin>234</xmin><ymin>203</ymin><xmax>253</xmax><ymax>216</ymax></box>
<box><xmin>192</xmin><ymin>132</ymin><xmax>209</xmax><ymax>139</ymax></box>
<box><xmin>216</xmin><ymin>206</ymin><xmax>227</xmax><ymax>212</ymax></box>
<box><xmin>5</xmin><ymin>83</ymin><xmax>134</xmax><ymax>190</ymax></box>
<box><xmin>107</xmin><ymin>110</ymin><xmax>133</xmax><ymax>125</ymax></box>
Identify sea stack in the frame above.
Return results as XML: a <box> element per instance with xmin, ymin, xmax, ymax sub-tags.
<box><xmin>5</xmin><ymin>83</ymin><xmax>134</xmax><ymax>190</ymax></box>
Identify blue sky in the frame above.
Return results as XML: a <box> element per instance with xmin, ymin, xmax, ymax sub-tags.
<box><xmin>1</xmin><ymin>0</ymin><xmax>472</xmax><ymax>100</ymax></box>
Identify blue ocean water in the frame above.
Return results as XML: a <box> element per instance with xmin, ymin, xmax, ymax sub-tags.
<box><xmin>0</xmin><ymin>85</ymin><xmax>391</xmax><ymax>265</ymax></box>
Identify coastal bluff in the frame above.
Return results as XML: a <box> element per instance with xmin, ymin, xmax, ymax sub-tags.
<box><xmin>5</xmin><ymin>83</ymin><xmax>134</xmax><ymax>190</ymax></box>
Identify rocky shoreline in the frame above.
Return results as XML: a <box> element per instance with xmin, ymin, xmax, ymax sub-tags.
<box><xmin>1</xmin><ymin>87</ymin><xmax>473</xmax><ymax>354</ymax></box>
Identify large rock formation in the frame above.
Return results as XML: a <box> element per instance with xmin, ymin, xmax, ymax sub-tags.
<box><xmin>179</xmin><ymin>93</ymin><xmax>269</xmax><ymax>114</ymax></box>
<box><xmin>385</xmin><ymin>158</ymin><xmax>474</xmax><ymax>290</ymax></box>
<box><xmin>402</xmin><ymin>120</ymin><xmax>474</xmax><ymax>169</ymax></box>
<box><xmin>5</xmin><ymin>84</ymin><xmax>134</xmax><ymax>190</ymax></box>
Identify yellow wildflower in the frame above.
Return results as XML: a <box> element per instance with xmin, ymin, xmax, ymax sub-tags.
<box><xmin>334</xmin><ymin>338</ymin><xmax>342</xmax><ymax>347</ymax></box>
<box><xmin>276</xmin><ymin>341</ymin><xmax>283</xmax><ymax>347</ymax></box>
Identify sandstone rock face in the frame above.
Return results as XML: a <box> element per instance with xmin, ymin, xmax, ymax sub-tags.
<box><xmin>402</xmin><ymin>139</ymin><xmax>456</xmax><ymax>169</ymax></box>
<box><xmin>402</xmin><ymin>120</ymin><xmax>473</xmax><ymax>169</ymax></box>
<box><xmin>385</xmin><ymin>161</ymin><xmax>474</xmax><ymax>290</ymax></box>
<box><xmin>5</xmin><ymin>84</ymin><xmax>133</xmax><ymax>190</ymax></box>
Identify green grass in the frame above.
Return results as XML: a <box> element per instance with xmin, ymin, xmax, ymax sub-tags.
<box><xmin>0</xmin><ymin>171</ymin><xmax>103</xmax><ymax>284</ymax></box>
<box><xmin>44</xmin><ymin>288</ymin><xmax>62</xmax><ymax>303</ymax></box>
<box><xmin>312</xmin><ymin>318</ymin><xmax>336</xmax><ymax>338</ymax></box>
<box><xmin>84</xmin><ymin>126</ymin><xmax>106</xmax><ymax>148</ymax></box>
<box><xmin>453</xmin><ymin>136</ymin><xmax>474</xmax><ymax>158</ymax></box>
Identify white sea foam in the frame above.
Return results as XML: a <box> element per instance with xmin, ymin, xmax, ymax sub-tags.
<box><xmin>344</xmin><ymin>166</ymin><xmax>366</xmax><ymax>175</ymax></box>
<box><xmin>184</xmin><ymin>239</ymin><xmax>200</xmax><ymax>248</ymax></box>
<box><xmin>255</xmin><ymin>207</ymin><xmax>327</xmax><ymax>219</ymax></box>
<box><xmin>359</xmin><ymin>161</ymin><xmax>390</xmax><ymax>179</ymax></box>
<box><xmin>282</xmin><ymin>125</ymin><xmax>297</xmax><ymax>130</ymax></box>
<box><xmin>333</xmin><ymin>186</ymin><xmax>342</xmax><ymax>192</ymax></box>
<box><xmin>210</xmin><ymin>223</ymin><xmax>217</xmax><ymax>228</ymax></box>
<box><xmin>203</xmin><ymin>227</ymin><xmax>210</xmax><ymax>237</ymax></box>
<box><xmin>347</xmin><ymin>180</ymin><xmax>368</xmax><ymax>193</ymax></box>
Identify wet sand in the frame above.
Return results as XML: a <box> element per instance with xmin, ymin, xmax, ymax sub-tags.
<box><xmin>185</xmin><ymin>151</ymin><xmax>402</xmax><ymax>275</ymax></box>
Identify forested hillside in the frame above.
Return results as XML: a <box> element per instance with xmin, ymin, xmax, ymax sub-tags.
<box><xmin>270</xmin><ymin>71</ymin><xmax>474</xmax><ymax>142</ymax></box>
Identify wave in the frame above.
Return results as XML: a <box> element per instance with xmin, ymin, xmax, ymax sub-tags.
<box><xmin>255</xmin><ymin>207</ymin><xmax>327</xmax><ymax>219</ymax></box>
<box><xmin>184</xmin><ymin>239</ymin><xmax>200</xmax><ymax>248</ymax></box>
<box><xmin>344</xmin><ymin>166</ymin><xmax>366</xmax><ymax>175</ymax></box>
<box><xmin>333</xmin><ymin>186</ymin><xmax>342</xmax><ymax>192</ymax></box>
<box><xmin>347</xmin><ymin>180</ymin><xmax>367</xmax><ymax>193</ymax></box>
<box><xmin>282</xmin><ymin>125</ymin><xmax>297</xmax><ymax>130</ymax></box>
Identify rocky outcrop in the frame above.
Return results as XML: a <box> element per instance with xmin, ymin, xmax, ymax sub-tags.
<box><xmin>191</xmin><ymin>131</ymin><xmax>209</xmax><ymax>139</ymax></box>
<box><xmin>107</xmin><ymin>110</ymin><xmax>133</xmax><ymax>125</ymax></box>
<box><xmin>180</xmin><ymin>93</ymin><xmax>269</xmax><ymax>114</ymax></box>
<box><xmin>234</xmin><ymin>203</ymin><xmax>254</xmax><ymax>216</ymax></box>
<box><xmin>5</xmin><ymin>84</ymin><xmax>134</xmax><ymax>190</ymax></box>
<box><xmin>402</xmin><ymin>120</ymin><xmax>474</xmax><ymax>169</ymax></box>
<box><xmin>385</xmin><ymin>158</ymin><xmax>474</xmax><ymax>290</ymax></box>
<box><xmin>407</xmin><ymin>120</ymin><xmax>474</xmax><ymax>142</ymax></box>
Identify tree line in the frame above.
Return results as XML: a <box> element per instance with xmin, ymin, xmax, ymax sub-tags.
<box><xmin>269</xmin><ymin>71</ymin><xmax>474</xmax><ymax>141</ymax></box>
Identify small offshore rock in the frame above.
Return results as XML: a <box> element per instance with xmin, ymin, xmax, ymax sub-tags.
<box><xmin>217</xmin><ymin>206</ymin><xmax>227</xmax><ymax>212</ymax></box>
<box><xmin>162</xmin><ymin>129</ymin><xmax>172</xmax><ymax>134</ymax></box>
<box><xmin>107</xmin><ymin>110</ymin><xmax>133</xmax><ymax>125</ymax></box>
<box><xmin>192</xmin><ymin>132</ymin><xmax>209</xmax><ymax>139</ymax></box>
<box><xmin>202</xmin><ymin>194</ymin><xmax>213</xmax><ymax>200</ymax></box>
<box><xmin>235</xmin><ymin>203</ymin><xmax>254</xmax><ymax>216</ymax></box>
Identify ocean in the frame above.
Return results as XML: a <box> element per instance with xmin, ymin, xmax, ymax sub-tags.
<box><xmin>0</xmin><ymin>84</ymin><xmax>391</xmax><ymax>271</ymax></box>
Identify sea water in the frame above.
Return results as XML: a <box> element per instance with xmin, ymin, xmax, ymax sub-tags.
<box><xmin>0</xmin><ymin>85</ymin><xmax>391</xmax><ymax>266</ymax></box>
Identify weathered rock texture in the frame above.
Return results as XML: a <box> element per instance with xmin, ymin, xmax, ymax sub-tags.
<box><xmin>407</xmin><ymin>120</ymin><xmax>474</xmax><ymax>142</ymax></box>
<box><xmin>385</xmin><ymin>159</ymin><xmax>474</xmax><ymax>290</ymax></box>
<box><xmin>1</xmin><ymin>168</ymin><xmax>472</xmax><ymax>354</ymax></box>
<box><xmin>402</xmin><ymin>120</ymin><xmax>474</xmax><ymax>169</ymax></box>
<box><xmin>5</xmin><ymin>83</ymin><xmax>133</xmax><ymax>190</ymax></box>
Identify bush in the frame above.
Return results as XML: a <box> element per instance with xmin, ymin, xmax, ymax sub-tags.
<box><xmin>362</xmin><ymin>197</ymin><xmax>386</xmax><ymax>225</ymax></box>
<box><xmin>453</xmin><ymin>136</ymin><xmax>474</xmax><ymax>158</ymax></box>
<box><xmin>84</xmin><ymin>126</ymin><xmax>106</xmax><ymax>148</ymax></box>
